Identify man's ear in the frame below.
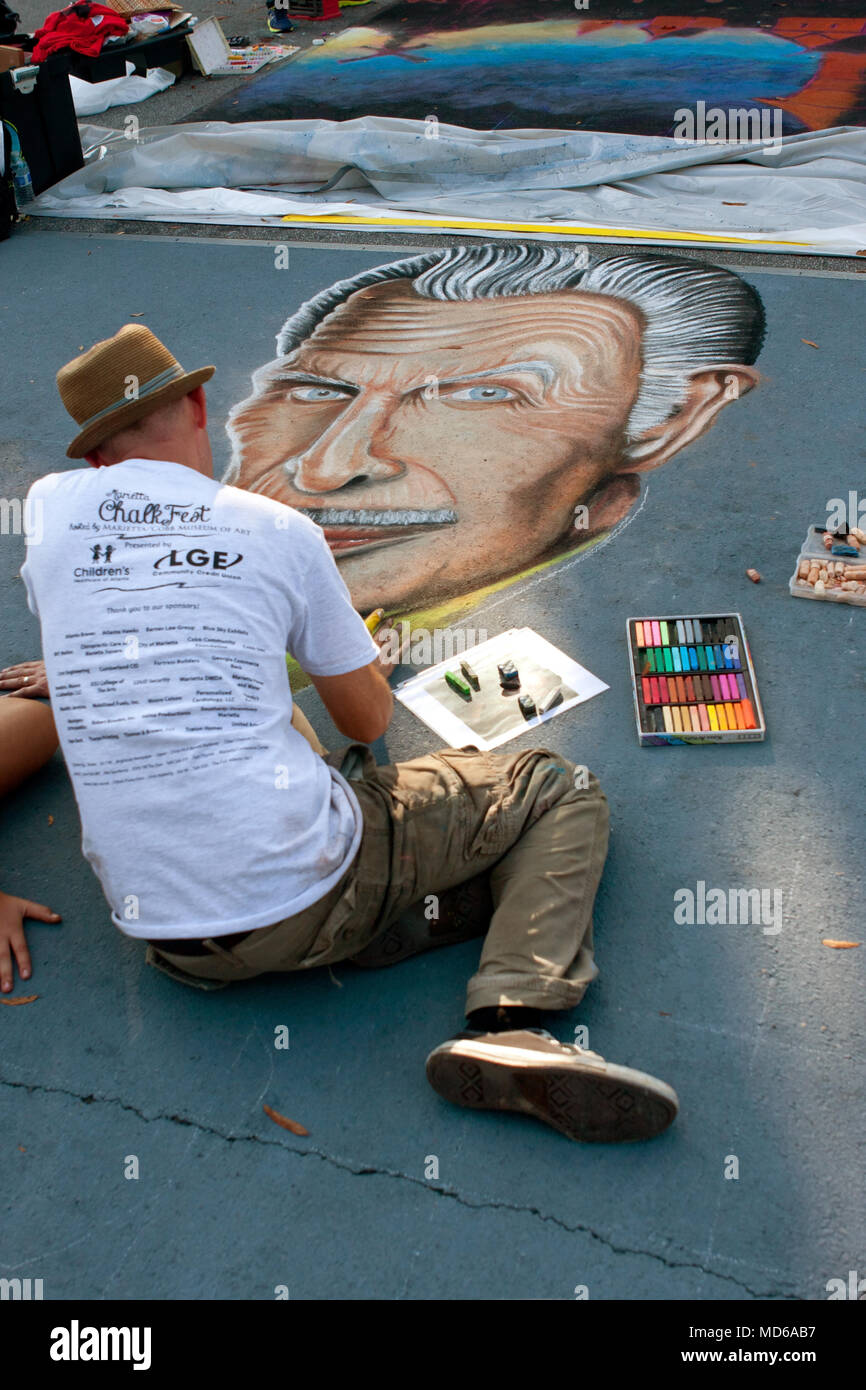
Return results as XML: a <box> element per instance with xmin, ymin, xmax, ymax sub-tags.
<box><xmin>188</xmin><ymin>385</ymin><xmax>208</xmax><ymax>431</ymax></box>
<box><xmin>84</xmin><ymin>446</ymin><xmax>111</xmax><ymax>468</ymax></box>
<box><xmin>619</xmin><ymin>365</ymin><xmax>761</xmax><ymax>474</ymax></box>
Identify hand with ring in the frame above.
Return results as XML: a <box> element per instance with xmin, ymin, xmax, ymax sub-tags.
<box><xmin>0</xmin><ymin>660</ymin><xmax>50</xmax><ymax>699</ymax></box>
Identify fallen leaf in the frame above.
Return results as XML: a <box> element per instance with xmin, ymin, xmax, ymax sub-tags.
<box><xmin>47</xmin><ymin>815</ymin><xmax>54</xmax><ymax>825</ymax></box>
<box><xmin>263</xmin><ymin>1103</ymin><xmax>309</xmax><ymax>1136</ymax></box>
<box><xmin>722</xmin><ymin>201</ymin><xmax>746</xmax><ymax>206</ymax></box>
<box><xmin>801</xmin><ymin>339</ymin><xmax>819</xmax><ymax>348</ymax></box>
<box><xmin>1</xmin><ymin>994</ymin><xmax>39</xmax><ymax>1005</ymax></box>
<box><xmin>129</xmin><ymin>312</ymin><xmax>144</xmax><ymax>318</ymax></box>
<box><xmin>18</xmin><ymin>1146</ymin><xmax>26</xmax><ymax>1152</ymax></box>
<box><xmin>659</xmin><ymin>1010</ymin><xmax>671</xmax><ymax>1017</ymax></box>
<box><xmin>822</xmin><ymin>939</ymin><xmax>861</xmax><ymax>949</ymax></box>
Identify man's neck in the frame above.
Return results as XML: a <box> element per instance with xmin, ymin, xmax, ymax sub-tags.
<box><xmin>105</xmin><ymin>452</ymin><xmax>213</xmax><ymax>479</ymax></box>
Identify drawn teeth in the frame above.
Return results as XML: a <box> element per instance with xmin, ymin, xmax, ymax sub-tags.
<box><xmin>299</xmin><ymin>508</ymin><xmax>458</xmax><ymax>527</ymax></box>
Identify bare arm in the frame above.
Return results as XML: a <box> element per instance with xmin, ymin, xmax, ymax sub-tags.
<box><xmin>309</xmin><ymin>657</ymin><xmax>393</xmax><ymax>745</ymax></box>
<box><xmin>0</xmin><ymin>679</ymin><xmax>62</xmax><ymax>990</ymax></box>
<box><xmin>0</xmin><ymin>687</ymin><xmax>58</xmax><ymax>798</ymax></box>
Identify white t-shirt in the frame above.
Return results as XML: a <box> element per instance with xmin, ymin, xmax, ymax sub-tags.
<box><xmin>20</xmin><ymin>458</ymin><xmax>379</xmax><ymax>940</ymax></box>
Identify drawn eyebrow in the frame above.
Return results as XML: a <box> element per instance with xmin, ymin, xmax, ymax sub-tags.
<box><xmin>407</xmin><ymin>361</ymin><xmax>556</xmax><ymax>394</ymax></box>
<box><xmin>270</xmin><ymin>372</ymin><xmax>358</xmax><ymax>393</ymax></box>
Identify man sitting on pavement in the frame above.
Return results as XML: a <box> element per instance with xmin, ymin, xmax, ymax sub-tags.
<box><xmin>17</xmin><ymin>323</ymin><xmax>679</xmax><ymax>1144</ymax></box>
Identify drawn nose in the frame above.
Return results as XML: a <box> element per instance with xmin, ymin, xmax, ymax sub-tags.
<box><xmin>292</xmin><ymin>396</ymin><xmax>405</xmax><ymax>492</ymax></box>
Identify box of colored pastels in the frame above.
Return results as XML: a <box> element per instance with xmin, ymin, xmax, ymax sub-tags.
<box><xmin>627</xmin><ymin>614</ymin><xmax>766</xmax><ymax>746</ymax></box>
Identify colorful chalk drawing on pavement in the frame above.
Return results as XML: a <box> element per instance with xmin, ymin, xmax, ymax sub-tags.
<box><xmin>223</xmin><ymin>243</ymin><xmax>766</xmax><ymax>628</ymax></box>
<box><xmin>193</xmin><ymin>9</ymin><xmax>866</xmax><ymax>133</ymax></box>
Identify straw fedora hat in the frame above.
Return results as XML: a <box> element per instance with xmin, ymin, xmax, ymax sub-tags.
<box><xmin>57</xmin><ymin>324</ymin><xmax>215</xmax><ymax>459</ymax></box>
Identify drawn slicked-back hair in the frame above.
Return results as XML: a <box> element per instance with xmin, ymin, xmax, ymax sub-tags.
<box><xmin>273</xmin><ymin>242</ymin><xmax>765</xmax><ymax>440</ymax></box>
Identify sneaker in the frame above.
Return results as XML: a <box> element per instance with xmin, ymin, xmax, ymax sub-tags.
<box><xmin>349</xmin><ymin>873</ymin><xmax>492</xmax><ymax>969</ymax></box>
<box><xmin>426</xmin><ymin>1029</ymin><xmax>679</xmax><ymax>1142</ymax></box>
<box><xmin>266</xmin><ymin>9</ymin><xmax>295</xmax><ymax>32</ymax></box>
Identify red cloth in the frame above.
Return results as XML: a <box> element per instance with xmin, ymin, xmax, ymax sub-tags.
<box><xmin>32</xmin><ymin>3</ymin><xmax>129</xmax><ymax>63</ymax></box>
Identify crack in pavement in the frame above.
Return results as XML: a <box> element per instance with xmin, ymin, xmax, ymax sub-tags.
<box><xmin>1</xmin><ymin>1075</ymin><xmax>793</xmax><ymax>1299</ymax></box>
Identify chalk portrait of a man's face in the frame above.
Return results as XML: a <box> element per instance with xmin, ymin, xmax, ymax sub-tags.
<box><xmin>225</xmin><ymin>244</ymin><xmax>765</xmax><ymax>615</ymax></box>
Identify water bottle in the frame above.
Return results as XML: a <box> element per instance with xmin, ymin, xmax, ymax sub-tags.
<box><xmin>7</xmin><ymin>126</ymin><xmax>34</xmax><ymax>206</ymax></box>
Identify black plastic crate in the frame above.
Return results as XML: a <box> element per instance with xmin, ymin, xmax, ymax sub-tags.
<box><xmin>0</xmin><ymin>54</ymin><xmax>82</xmax><ymax>197</ymax></box>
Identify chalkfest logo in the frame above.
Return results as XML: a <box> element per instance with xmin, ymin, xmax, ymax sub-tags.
<box><xmin>98</xmin><ymin>489</ymin><xmax>211</xmax><ymax>526</ymax></box>
<box><xmin>50</xmin><ymin>1320</ymin><xmax>152</xmax><ymax>1371</ymax></box>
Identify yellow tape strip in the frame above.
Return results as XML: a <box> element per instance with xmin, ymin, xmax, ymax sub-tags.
<box><xmin>278</xmin><ymin>212</ymin><xmax>808</xmax><ymax>247</ymax></box>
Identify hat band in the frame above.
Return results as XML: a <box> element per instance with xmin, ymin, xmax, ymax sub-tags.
<box><xmin>77</xmin><ymin>363</ymin><xmax>187</xmax><ymax>433</ymax></box>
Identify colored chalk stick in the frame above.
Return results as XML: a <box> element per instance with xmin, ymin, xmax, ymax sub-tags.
<box><xmin>725</xmin><ymin>702</ymin><xmax>737</xmax><ymax>728</ymax></box>
<box><xmin>658</xmin><ymin>676</ymin><xmax>669</xmax><ymax>702</ymax></box>
<box><xmin>741</xmin><ymin>699</ymin><xmax>757</xmax><ymax>730</ymax></box>
<box><xmin>538</xmin><ymin>686</ymin><xmax>564</xmax><ymax>715</ymax></box>
<box><xmin>660</xmin><ymin>621</ymin><xmax>670</xmax><ymax>645</ymax></box>
<box><xmin>688</xmin><ymin>647</ymin><xmax>698</xmax><ymax>671</ymax></box>
<box><xmin>705</xmin><ymin>647</ymin><xmax>716</xmax><ymax>671</ymax></box>
<box><xmin>693</xmin><ymin>620</ymin><xmax>703</xmax><ymax>641</ymax></box>
<box><xmin>676</xmin><ymin>620</ymin><xmax>685</xmax><ymax>644</ymax></box>
<box><xmin>716</xmin><ymin>705</ymin><xmax>729</xmax><ymax>731</ymax></box>
<box><xmin>736</xmin><ymin>674</ymin><xmax>747</xmax><ymax>700</ymax></box>
<box><xmin>679</xmin><ymin>646</ymin><xmax>689</xmax><ymax>670</ymax></box>
<box><xmin>661</xmin><ymin>648</ymin><xmax>672</xmax><ymax>672</ymax></box>
<box><xmin>698</xmin><ymin>704</ymin><xmax>710</xmax><ymax>732</ymax></box>
<box><xmin>460</xmin><ymin>660</ymin><xmax>480</xmax><ymax>690</ymax></box>
<box><xmin>642</xmin><ymin>677</ymin><xmax>652</xmax><ymax>703</ymax></box>
<box><xmin>684</xmin><ymin>619</ymin><xmax>694</xmax><ymax>643</ymax></box>
<box><xmin>518</xmin><ymin>693</ymin><xmax>537</xmax><ymax>720</ymax></box>
<box><xmin>732</xmin><ymin>702</ymin><xmax>746</xmax><ymax>731</ymax></box>
<box><xmin>685</xmin><ymin>676</ymin><xmax>695</xmax><ymax>702</ymax></box>
<box><xmin>635</xmin><ymin>621</ymin><xmax>645</xmax><ymax>648</ymax></box>
<box><xmin>688</xmin><ymin>707</ymin><xmax>700</xmax><ymax>733</ymax></box>
<box><xmin>662</xmin><ymin>706</ymin><xmax>673</xmax><ymax>733</ymax></box>
<box><xmin>713</xmin><ymin>645</ymin><xmax>725</xmax><ymax>669</ymax></box>
<box><xmin>671</xmin><ymin>706</ymin><xmax>682</xmax><ymax>733</ymax></box>
<box><xmin>650</xmin><ymin>677</ymin><xmax>660</xmax><ymax>704</ymax></box>
<box><xmin>707</xmin><ymin>705</ymin><xmax>719</xmax><ymax>731</ymax></box>
<box><xmin>696</xmin><ymin>646</ymin><xmax>707</xmax><ymax>671</ymax></box>
<box><xmin>445</xmin><ymin>670</ymin><xmax>472</xmax><ymax>700</ymax></box>
<box><xmin>671</xmin><ymin>647</ymin><xmax>682</xmax><ymax>673</ymax></box>
<box><xmin>651</xmin><ymin>621</ymin><xmax>662</xmax><ymax>647</ymax></box>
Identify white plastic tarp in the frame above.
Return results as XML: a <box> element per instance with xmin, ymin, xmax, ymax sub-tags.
<box><xmin>70</xmin><ymin>63</ymin><xmax>175</xmax><ymax>118</ymax></box>
<box><xmin>28</xmin><ymin>117</ymin><xmax>866</xmax><ymax>254</ymax></box>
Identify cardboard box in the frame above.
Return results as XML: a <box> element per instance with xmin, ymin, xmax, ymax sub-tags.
<box><xmin>104</xmin><ymin>0</ymin><xmax>182</xmax><ymax>14</ymax></box>
<box><xmin>0</xmin><ymin>46</ymin><xmax>25</xmax><ymax>74</ymax></box>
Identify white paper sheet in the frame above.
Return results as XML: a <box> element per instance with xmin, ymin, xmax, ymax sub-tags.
<box><xmin>394</xmin><ymin>628</ymin><xmax>608</xmax><ymax>751</ymax></box>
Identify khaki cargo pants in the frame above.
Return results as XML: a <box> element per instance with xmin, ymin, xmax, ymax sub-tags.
<box><xmin>149</xmin><ymin>726</ymin><xmax>610</xmax><ymax>1017</ymax></box>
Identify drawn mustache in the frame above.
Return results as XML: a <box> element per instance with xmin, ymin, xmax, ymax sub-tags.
<box><xmin>296</xmin><ymin>508</ymin><xmax>458</xmax><ymax>527</ymax></box>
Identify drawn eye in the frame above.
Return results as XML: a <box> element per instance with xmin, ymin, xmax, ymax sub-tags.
<box><xmin>447</xmin><ymin>385</ymin><xmax>516</xmax><ymax>403</ymax></box>
<box><xmin>289</xmin><ymin>385</ymin><xmax>352</xmax><ymax>402</ymax></box>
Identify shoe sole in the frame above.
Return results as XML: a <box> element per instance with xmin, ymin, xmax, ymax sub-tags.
<box><xmin>426</xmin><ymin>1039</ymin><xmax>678</xmax><ymax>1143</ymax></box>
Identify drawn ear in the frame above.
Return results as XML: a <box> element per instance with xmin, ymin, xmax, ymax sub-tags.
<box><xmin>579</xmin><ymin>474</ymin><xmax>643</xmax><ymax>536</ymax></box>
<box><xmin>619</xmin><ymin>366</ymin><xmax>761</xmax><ymax>474</ymax></box>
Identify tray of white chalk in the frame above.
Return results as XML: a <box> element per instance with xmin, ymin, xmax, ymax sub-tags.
<box><xmin>790</xmin><ymin>524</ymin><xmax>866</xmax><ymax>606</ymax></box>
